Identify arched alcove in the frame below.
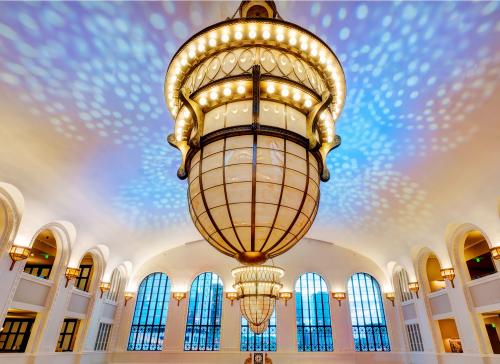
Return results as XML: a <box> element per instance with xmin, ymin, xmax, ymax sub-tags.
<box><xmin>0</xmin><ymin>182</ymin><xmax>24</xmax><ymax>257</ymax></box>
<box><xmin>463</xmin><ymin>230</ymin><xmax>496</xmax><ymax>280</ymax></box>
<box><xmin>0</xmin><ymin>197</ymin><xmax>11</xmax><ymax>252</ymax></box>
<box><xmin>24</xmin><ymin>229</ymin><xmax>57</xmax><ymax>280</ymax></box>
<box><xmin>75</xmin><ymin>253</ymin><xmax>95</xmax><ymax>292</ymax></box>
<box><xmin>393</xmin><ymin>268</ymin><xmax>412</xmax><ymax>302</ymax></box>
<box><xmin>426</xmin><ymin>255</ymin><xmax>445</xmax><ymax>293</ymax></box>
<box><xmin>104</xmin><ymin>267</ymin><xmax>124</xmax><ymax>302</ymax></box>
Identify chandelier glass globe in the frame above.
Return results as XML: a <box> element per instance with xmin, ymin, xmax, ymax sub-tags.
<box><xmin>165</xmin><ymin>0</ymin><xmax>346</xmax><ymax>265</ymax></box>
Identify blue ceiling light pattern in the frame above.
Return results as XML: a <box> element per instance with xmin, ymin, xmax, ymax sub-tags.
<box><xmin>0</xmin><ymin>2</ymin><xmax>498</xmax><ymax>233</ymax></box>
<box><xmin>294</xmin><ymin>1</ymin><xmax>499</xmax><ymax>233</ymax></box>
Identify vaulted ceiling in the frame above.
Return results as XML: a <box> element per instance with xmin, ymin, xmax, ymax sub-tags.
<box><xmin>1</xmin><ymin>1</ymin><xmax>499</xmax><ymax>271</ymax></box>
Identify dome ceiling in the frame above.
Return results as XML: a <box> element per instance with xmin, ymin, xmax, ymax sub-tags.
<box><xmin>0</xmin><ymin>1</ymin><xmax>499</xmax><ymax>271</ymax></box>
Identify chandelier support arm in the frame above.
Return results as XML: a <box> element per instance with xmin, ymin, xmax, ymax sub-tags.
<box><xmin>319</xmin><ymin>135</ymin><xmax>341</xmax><ymax>182</ymax></box>
<box><xmin>306</xmin><ymin>91</ymin><xmax>333</xmax><ymax>150</ymax></box>
<box><xmin>180</xmin><ymin>88</ymin><xmax>205</xmax><ymax>148</ymax></box>
<box><xmin>167</xmin><ymin>134</ymin><xmax>190</xmax><ymax>180</ymax></box>
<box><xmin>252</xmin><ymin>64</ymin><xmax>261</xmax><ymax>129</ymax></box>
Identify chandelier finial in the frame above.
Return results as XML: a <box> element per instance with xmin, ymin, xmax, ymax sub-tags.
<box><xmin>238</xmin><ymin>1</ymin><xmax>281</xmax><ymax>19</ymax></box>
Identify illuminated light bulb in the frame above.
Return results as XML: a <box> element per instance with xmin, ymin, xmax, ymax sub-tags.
<box><xmin>263</xmin><ymin>29</ymin><xmax>271</xmax><ymax>40</ymax></box>
<box><xmin>174</xmin><ymin>67</ymin><xmax>181</xmax><ymax>75</ymax></box>
<box><xmin>249</xmin><ymin>29</ymin><xmax>257</xmax><ymax>39</ymax></box>
<box><xmin>199</xmin><ymin>96</ymin><xmax>207</xmax><ymax>106</ymax></box>
<box><xmin>208</xmin><ymin>38</ymin><xmax>217</xmax><ymax>47</ymax></box>
<box><xmin>311</xmin><ymin>48</ymin><xmax>318</xmax><ymax>57</ymax></box>
<box><xmin>197</xmin><ymin>43</ymin><xmax>205</xmax><ymax>52</ymax></box>
<box><xmin>176</xmin><ymin>134</ymin><xmax>182</xmax><ymax>142</ymax></box>
<box><xmin>327</xmin><ymin>136</ymin><xmax>333</xmax><ymax>143</ymax></box>
<box><xmin>276</xmin><ymin>32</ymin><xmax>284</xmax><ymax>42</ymax></box>
<box><xmin>320</xmin><ymin>55</ymin><xmax>326</xmax><ymax>64</ymax></box>
<box><xmin>177</xmin><ymin>119</ymin><xmax>185</xmax><ymax>126</ymax></box>
<box><xmin>221</xmin><ymin>33</ymin><xmax>230</xmax><ymax>42</ymax></box>
<box><xmin>281</xmin><ymin>88</ymin><xmax>289</xmax><ymax>97</ymax></box>
<box><xmin>266</xmin><ymin>83</ymin><xmax>275</xmax><ymax>94</ymax></box>
<box><xmin>293</xmin><ymin>92</ymin><xmax>301</xmax><ymax>101</ymax></box>
<box><xmin>235</xmin><ymin>31</ymin><xmax>243</xmax><ymax>40</ymax></box>
<box><xmin>289</xmin><ymin>37</ymin><xmax>297</xmax><ymax>46</ymax></box>
<box><xmin>237</xmin><ymin>85</ymin><xmax>246</xmax><ymax>94</ymax></box>
<box><xmin>188</xmin><ymin>49</ymin><xmax>196</xmax><ymax>59</ymax></box>
<box><xmin>180</xmin><ymin>57</ymin><xmax>187</xmax><ymax>66</ymax></box>
<box><xmin>183</xmin><ymin>109</ymin><xmax>190</xmax><ymax>118</ymax></box>
<box><xmin>304</xmin><ymin>99</ymin><xmax>313</xmax><ymax>108</ymax></box>
<box><xmin>210</xmin><ymin>90</ymin><xmax>218</xmax><ymax>100</ymax></box>
<box><xmin>176</xmin><ymin>127</ymin><xmax>183</xmax><ymax>134</ymax></box>
<box><xmin>223</xmin><ymin>87</ymin><xmax>232</xmax><ymax>96</ymax></box>
<box><xmin>320</xmin><ymin>112</ymin><xmax>326</xmax><ymax>121</ymax></box>
<box><xmin>300</xmin><ymin>42</ymin><xmax>308</xmax><ymax>51</ymax></box>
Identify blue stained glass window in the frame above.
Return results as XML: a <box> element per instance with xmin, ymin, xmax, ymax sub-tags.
<box><xmin>184</xmin><ymin>272</ymin><xmax>223</xmax><ymax>351</ymax></box>
<box><xmin>295</xmin><ymin>272</ymin><xmax>334</xmax><ymax>352</ymax></box>
<box><xmin>348</xmin><ymin>272</ymin><xmax>391</xmax><ymax>352</ymax></box>
<box><xmin>240</xmin><ymin>310</ymin><xmax>276</xmax><ymax>351</ymax></box>
<box><xmin>127</xmin><ymin>272</ymin><xmax>171</xmax><ymax>351</ymax></box>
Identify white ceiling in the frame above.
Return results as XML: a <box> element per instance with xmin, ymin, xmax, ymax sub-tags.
<box><xmin>0</xmin><ymin>1</ymin><xmax>499</xmax><ymax>274</ymax></box>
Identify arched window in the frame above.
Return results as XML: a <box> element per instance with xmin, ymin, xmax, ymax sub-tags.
<box><xmin>348</xmin><ymin>272</ymin><xmax>390</xmax><ymax>352</ymax></box>
<box><xmin>184</xmin><ymin>272</ymin><xmax>223</xmax><ymax>351</ymax></box>
<box><xmin>104</xmin><ymin>268</ymin><xmax>122</xmax><ymax>302</ymax></box>
<box><xmin>395</xmin><ymin>269</ymin><xmax>412</xmax><ymax>302</ymax></box>
<box><xmin>127</xmin><ymin>272</ymin><xmax>171</xmax><ymax>351</ymax></box>
<box><xmin>241</xmin><ymin>309</ymin><xmax>276</xmax><ymax>351</ymax></box>
<box><xmin>295</xmin><ymin>272</ymin><xmax>333</xmax><ymax>352</ymax></box>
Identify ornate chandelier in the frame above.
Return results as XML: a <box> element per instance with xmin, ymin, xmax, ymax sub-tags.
<box><xmin>232</xmin><ymin>265</ymin><xmax>283</xmax><ymax>333</ymax></box>
<box><xmin>165</xmin><ymin>0</ymin><xmax>345</xmax><ymax>265</ymax></box>
<box><xmin>165</xmin><ymin>0</ymin><xmax>345</xmax><ymax>332</ymax></box>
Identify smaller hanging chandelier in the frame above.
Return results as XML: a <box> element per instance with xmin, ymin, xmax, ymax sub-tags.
<box><xmin>232</xmin><ymin>265</ymin><xmax>283</xmax><ymax>333</ymax></box>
